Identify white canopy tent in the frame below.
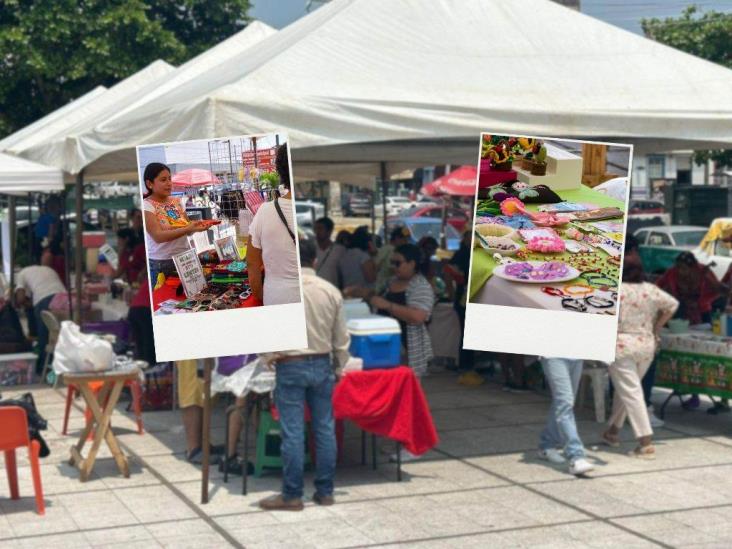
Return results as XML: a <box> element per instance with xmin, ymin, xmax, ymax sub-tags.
<box><xmin>13</xmin><ymin>22</ymin><xmax>275</xmax><ymax>181</ymax></box>
<box><xmin>0</xmin><ymin>153</ymin><xmax>64</xmax><ymax>195</ymax></box>
<box><xmin>40</xmin><ymin>0</ymin><xmax>732</xmax><ymax>184</ymax></box>
<box><xmin>5</xmin><ymin>60</ymin><xmax>175</xmax><ymax>181</ymax></box>
<box><xmin>0</xmin><ymin>85</ymin><xmax>107</xmax><ymax>153</ymax></box>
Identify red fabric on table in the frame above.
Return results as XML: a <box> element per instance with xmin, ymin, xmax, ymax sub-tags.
<box><xmin>333</xmin><ymin>366</ymin><xmax>439</xmax><ymax>456</ymax></box>
<box><xmin>151</xmin><ymin>276</ymin><xmax>263</xmax><ymax>311</ymax></box>
<box><xmin>478</xmin><ymin>158</ymin><xmax>516</xmax><ymax>189</ymax></box>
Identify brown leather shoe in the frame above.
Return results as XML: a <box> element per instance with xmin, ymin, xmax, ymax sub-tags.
<box><xmin>313</xmin><ymin>493</ymin><xmax>335</xmax><ymax>506</ymax></box>
<box><xmin>259</xmin><ymin>494</ymin><xmax>304</xmax><ymax>511</ymax></box>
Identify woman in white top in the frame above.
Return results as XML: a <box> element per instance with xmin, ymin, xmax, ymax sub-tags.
<box><xmin>247</xmin><ymin>144</ymin><xmax>301</xmax><ymax>306</ymax></box>
<box><xmin>141</xmin><ymin>163</ymin><xmax>207</xmax><ymax>285</ymax></box>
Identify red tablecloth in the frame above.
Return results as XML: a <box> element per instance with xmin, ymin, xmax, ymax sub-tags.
<box><xmin>152</xmin><ymin>277</ymin><xmax>262</xmax><ymax>311</ymax></box>
<box><xmin>333</xmin><ymin>366</ymin><xmax>439</xmax><ymax>456</ymax></box>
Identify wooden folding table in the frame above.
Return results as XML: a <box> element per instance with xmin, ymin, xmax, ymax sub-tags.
<box><xmin>63</xmin><ymin>368</ymin><xmax>141</xmax><ymax>482</ymax></box>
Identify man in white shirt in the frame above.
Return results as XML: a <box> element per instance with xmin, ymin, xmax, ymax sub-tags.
<box><xmin>259</xmin><ymin>237</ymin><xmax>350</xmax><ymax>512</ymax></box>
<box><xmin>314</xmin><ymin>217</ymin><xmax>345</xmax><ymax>288</ymax></box>
<box><xmin>14</xmin><ymin>256</ymin><xmax>67</xmax><ymax>374</ymax></box>
<box><xmin>247</xmin><ymin>144</ymin><xmax>301</xmax><ymax>306</ymax></box>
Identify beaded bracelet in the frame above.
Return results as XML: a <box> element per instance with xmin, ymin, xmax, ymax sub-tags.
<box><xmin>579</xmin><ymin>272</ymin><xmax>618</xmax><ymax>289</ymax></box>
<box><xmin>562</xmin><ymin>283</ymin><xmax>594</xmax><ymax>296</ymax></box>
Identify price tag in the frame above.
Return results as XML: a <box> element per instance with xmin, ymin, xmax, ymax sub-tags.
<box><xmin>172</xmin><ymin>249</ymin><xmax>206</xmax><ymax>298</ymax></box>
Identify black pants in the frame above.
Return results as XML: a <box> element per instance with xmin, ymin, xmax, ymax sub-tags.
<box><xmin>128</xmin><ymin>306</ymin><xmax>156</xmax><ymax>366</ymax></box>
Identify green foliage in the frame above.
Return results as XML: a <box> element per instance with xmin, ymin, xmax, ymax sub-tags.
<box><xmin>642</xmin><ymin>6</ymin><xmax>732</xmax><ymax>170</ymax></box>
<box><xmin>259</xmin><ymin>170</ymin><xmax>280</xmax><ymax>189</ymax></box>
<box><xmin>642</xmin><ymin>6</ymin><xmax>732</xmax><ymax>69</ymax></box>
<box><xmin>0</xmin><ymin>0</ymin><xmax>251</xmax><ymax>138</ymax></box>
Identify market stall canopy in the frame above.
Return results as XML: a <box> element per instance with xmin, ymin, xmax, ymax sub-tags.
<box><xmin>8</xmin><ymin>21</ymin><xmax>274</xmax><ymax>180</ymax></box>
<box><xmin>171</xmin><ymin>168</ymin><xmax>220</xmax><ymax>187</ymax></box>
<box><xmin>0</xmin><ymin>152</ymin><xmax>64</xmax><ymax>194</ymax></box>
<box><xmin>423</xmin><ymin>166</ymin><xmax>478</xmax><ymax>196</ymax></box>
<box><xmin>55</xmin><ymin>0</ymin><xmax>732</xmax><ymax>181</ymax></box>
<box><xmin>0</xmin><ymin>85</ymin><xmax>107</xmax><ymax>153</ymax></box>
<box><xmin>5</xmin><ymin>60</ymin><xmax>175</xmax><ymax>180</ymax></box>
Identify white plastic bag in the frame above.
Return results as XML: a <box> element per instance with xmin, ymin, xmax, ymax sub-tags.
<box><xmin>52</xmin><ymin>321</ymin><xmax>114</xmax><ymax>374</ymax></box>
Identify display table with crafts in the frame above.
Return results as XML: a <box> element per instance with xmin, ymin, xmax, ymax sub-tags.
<box><xmin>63</xmin><ymin>366</ymin><xmax>142</xmax><ymax>482</ymax></box>
<box><xmin>656</xmin><ymin>329</ymin><xmax>732</xmax><ymax>416</ymax></box>
<box><xmin>152</xmin><ymin>259</ymin><xmax>262</xmax><ymax>314</ymax></box>
<box><xmin>470</xmin><ymin>143</ymin><xmax>624</xmax><ymax>315</ymax></box>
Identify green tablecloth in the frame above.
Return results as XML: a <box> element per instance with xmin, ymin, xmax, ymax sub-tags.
<box><xmin>469</xmin><ymin>185</ymin><xmax>625</xmax><ymax>301</ymax></box>
<box><xmin>656</xmin><ymin>350</ymin><xmax>732</xmax><ymax>399</ymax></box>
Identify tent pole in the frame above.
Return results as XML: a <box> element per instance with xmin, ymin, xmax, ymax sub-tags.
<box><xmin>380</xmin><ymin>162</ymin><xmax>387</xmax><ymax>239</ymax></box>
<box><xmin>74</xmin><ymin>171</ymin><xmax>84</xmax><ymax>324</ymax></box>
<box><xmin>28</xmin><ymin>193</ymin><xmax>33</xmax><ymax>262</ymax></box>
<box><xmin>371</xmin><ymin>188</ymin><xmax>376</xmax><ymax>234</ymax></box>
<box><xmin>8</xmin><ymin>195</ymin><xmax>16</xmax><ymax>292</ymax></box>
<box><xmin>63</xmin><ymin>188</ymin><xmax>72</xmax><ymax>320</ymax></box>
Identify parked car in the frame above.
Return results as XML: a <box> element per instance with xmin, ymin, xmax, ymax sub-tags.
<box><xmin>693</xmin><ymin>218</ymin><xmax>732</xmax><ymax>281</ymax></box>
<box><xmin>629</xmin><ymin>199</ymin><xmax>665</xmax><ymax>215</ymax></box>
<box><xmin>382</xmin><ymin>218</ymin><xmax>461</xmax><ymax>251</ymax></box>
<box><xmin>342</xmin><ymin>193</ymin><xmax>372</xmax><ymax>217</ymax></box>
<box><xmin>383</xmin><ymin>196</ymin><xmax>412</xmax><ymax>217</ymax></box>
<box><xmin>393</xmin><ymin>204</ymin><xmax>470</xmax><ymax>232</ymax></box>
<box><xmin>635</xmin><ymin>225</ymin><xmax>707</xmax><ymax>275</ymax></box>
<box><xmin>295</xmin><ymin>200</ymin><xmax>325</xmax><ymax>228</ymax></box>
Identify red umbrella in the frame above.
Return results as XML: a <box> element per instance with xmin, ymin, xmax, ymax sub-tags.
<box><xmin>171</xmin><ymin>168</ymin><xmax>220</xmax><ymax>188</ymax></box>
<box><xmin>421</xmin><ymin>166</ymin><xmax>477</xmax><ymax>196</ymax></box>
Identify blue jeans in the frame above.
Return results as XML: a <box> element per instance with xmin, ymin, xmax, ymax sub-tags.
<box><xmin>539</xmin><ymin>357</ymin><xmax>585</xmax><ymax>460</ymax></box>
<box><xmin>34</xmin><ymin>294</ymin><xmax>57</xmax><ymax>374</ymax></box>
<box><xmin>274</xmin><ymin>356</ymin><xmax>336</xmax><ymax>500</ymax></box>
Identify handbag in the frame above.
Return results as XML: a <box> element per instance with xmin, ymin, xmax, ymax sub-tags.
<box><xmin>274</xmin><ymin>198</ymin><xmax>296</xmax><ymax>243</ymax></box>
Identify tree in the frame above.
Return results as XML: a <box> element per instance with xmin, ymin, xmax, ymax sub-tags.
<box><xmin>0</xmin><ymin>0</ymin><xmax>251</xmax><ymax>139</ymax></box>
<box><xmin>642</xmin><ymin>6</ymin><xmax>732</xmax><ymax>169</ymax></box>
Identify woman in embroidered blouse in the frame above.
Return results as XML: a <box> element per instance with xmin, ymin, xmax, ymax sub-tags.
<box><xmin>142</xmin><ymin>163</ymin><xmax>207</xmax><ymax>285</ymax></box>
<box><xmin>602</xmin><ymin>252</ymin><xmax>678</xmax><ymax>458</ymax></box>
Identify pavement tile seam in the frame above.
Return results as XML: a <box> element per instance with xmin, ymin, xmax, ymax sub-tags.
<box><xmin>431</xmin><ymin>447</ymin><xmax>675</xmax><ymax>549</ymax></box>
<box><xmin>333</xmin><ymin>518</ymin><xmax>616</xmax><ymax>549</ymax></box>
<box><xmin>520</xmin><ymin>459</ymin><xmax>732</xmax><ymax>488</ymax></box>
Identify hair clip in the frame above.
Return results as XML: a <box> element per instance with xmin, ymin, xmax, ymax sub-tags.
<box><xmin>541</xmin><ymin>287</ymin><xmax>564</xmax><ymax>297</ymax></box>
<box><xmin>561</xmin><ymin>297</ymin><xmax>587</xmax><ymax>312</ymax></box>
<box><xmin>584</xmin><ymin>295</ymin><xmax>614</xmax><ymax>309</ymax></box>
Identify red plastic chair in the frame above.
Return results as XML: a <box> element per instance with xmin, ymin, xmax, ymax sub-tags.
<box><xmin>0</xmin><ymin>406</ymin><xmax>45</xmax><ymax>515</ymax></box>
<box><xmin>62</xmin><ymin>380</ymin><xmax>144</xmax><ymax>437</ymax></box>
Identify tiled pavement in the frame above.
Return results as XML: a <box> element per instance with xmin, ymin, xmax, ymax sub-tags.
<box><xmin>1</xmin><ymin>370</ymin><xmax>731</xmax><ymax>548</ymax></box>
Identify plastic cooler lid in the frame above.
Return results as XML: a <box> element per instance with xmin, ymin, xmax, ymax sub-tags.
<box><xmin>347</xmin><ymin>314</ymin><xmax>400</xmax><ymax>335</ymax></box>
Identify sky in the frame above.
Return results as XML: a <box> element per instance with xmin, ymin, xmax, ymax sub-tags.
<box><xmin>249</xmin><ymin>0</ymin><xmax>732</xmax><ymax>35</ymax></box>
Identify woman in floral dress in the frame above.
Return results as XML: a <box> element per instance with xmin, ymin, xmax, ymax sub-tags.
<box><xmin>602</xmin><ymin>252</ymin><xmax>678</xmax><ymax>458</ymax></box>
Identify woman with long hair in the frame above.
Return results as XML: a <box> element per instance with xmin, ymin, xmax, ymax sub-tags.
<box><xmin>141</xmin><ymin>162</ymin><xmax>207</xmax><ymax>284</ymax></box>
<box><xmin>602</xmin><ymin>252</ymin><xmax>678</xmax><ymax>458</ymax></box>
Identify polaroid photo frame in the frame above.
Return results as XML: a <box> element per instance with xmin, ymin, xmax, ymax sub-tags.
<box><xmin>464</xmin><ymin>133</ymin><xmax>633</xmax><ymax>362</ymax></box>
<box><xmin>137</xmin><ymin>132</ymin><xmax>307</xmax><ymax>362</ymax></box>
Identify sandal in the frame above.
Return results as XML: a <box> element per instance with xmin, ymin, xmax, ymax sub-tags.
<box><xmin>601</xmin><ymin>432</ymin><xmax>620</xmax><ymax>447</ymax></box>
<box><xmin>630</xmin><ymin>445</ymin><xmax>656</xmax><ymax>460</ymax></box>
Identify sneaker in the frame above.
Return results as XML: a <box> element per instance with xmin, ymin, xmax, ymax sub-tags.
<box><xmin>648</xmin><ymin>406</ymin><xmax>664</xmax><ymax>428</ymax></box>
<box><xmin>389</xmin><ymin>448</ymin><xmax>421</xmax><ymax>463</ymax></box>
<box><xmin>568</xmin><ymin>457</ymin><xmax>594</xmax><ymax>476</ymax></box>
<box><xmin>259</xmin><ymin>494</ymin><xmax>304</xmax><ymax>511</ymax></box>
<box><xmin>538</xmin><ymin>448</ymin><xmax>566</xmax><ymax>464</ymax></box>
<box><xmin>313</xmin><ymin>493</ymin><xmax>335</xmax><ymax>506</ymax></box>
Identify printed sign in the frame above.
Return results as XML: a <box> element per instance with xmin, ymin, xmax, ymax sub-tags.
<box><xmin>99</xmin><ymin>243</ymin><xmax>119</xmax><ymax>270</ymax></box>
<box><xmin>190</xmin><ymin>230</ymin><xmax>214</xmax><ymax>254</ymax></box>
<box><xmin>172</xmin><ymin>249</ymin><xmax>206</xmax><ymax>298</ymax></box>
<box><xmin>214</xmin><ymin>235</ymin><xmax>240</xmax><ymax>261</ymax></box>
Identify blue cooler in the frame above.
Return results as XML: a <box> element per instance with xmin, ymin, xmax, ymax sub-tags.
<box><xmin>347</xmin><ymin>315</ymin><xmax>401</xmax><ymax>369</ymax></box>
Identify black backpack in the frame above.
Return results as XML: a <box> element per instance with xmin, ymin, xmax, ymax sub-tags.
<box><xmin>0</xmin><ymin>303</ymin><xmax>32</xmax><ymax>353</ymax></box>
<box><xmin>0</xmin><ymin>392</ymin><xmax>50</xmax><ymax>458</ymax></box>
